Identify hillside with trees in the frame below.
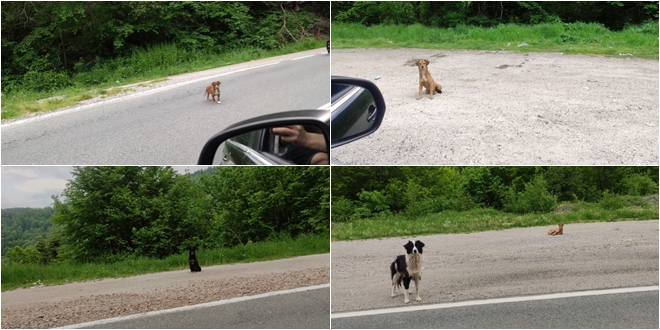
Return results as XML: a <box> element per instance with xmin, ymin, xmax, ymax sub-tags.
<box><xmin>1</xmin><ymin>207</ymin><xmax>54</xmax><ymax>256</ymax></box>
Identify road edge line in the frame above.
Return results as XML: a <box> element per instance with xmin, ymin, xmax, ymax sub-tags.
<box><xmin>331</xmin><ymin>285</ymin><xmax>659</xmax><ymax>319</ymax></box>
<box><xmin>55</xmin><ymin>283</ymin><xmax>330</xmax><ymax>329</ymax></box>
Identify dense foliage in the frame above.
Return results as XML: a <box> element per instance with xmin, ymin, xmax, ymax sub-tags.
<box><xmin>1</xmin><ymin>207</ymin><xmax>54</xmax><ymax>256</ymax></box>
<box><xmin>1</xmin><ymin>1</ymin><xmax>329</xmax><ymax>93</ymax></box>
<box><xmin>331</xmin><ymin>1</ymin><xmax>658</xmax><ymax>30</ymax></box>
<box><xmin>331</xmin><ymin>166</ymin><xmax>659</xmax><ymax>222</ymax></box>
<box><xmin>4</xmin><ymin>166</ymin><xmax>329</xmax><ymax>264</ymax></box>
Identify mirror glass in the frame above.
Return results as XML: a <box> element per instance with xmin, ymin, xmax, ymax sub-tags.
<box><xmin>213</xmin><ymin>124</ymin><xmax>329</xmax><ymax>165</ymax></box>
<box><xmin>331</xmin><ymin>83</ymin><xmax>378</xmax><ymax>144</ymax></box>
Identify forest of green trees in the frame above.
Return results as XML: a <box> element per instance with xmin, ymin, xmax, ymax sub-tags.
<box><xmin>331</xmin><ymin>166</ymin><xmax>659</xmax><ymax>221</ymax></box>
<box><xmin>1</xmin><ymin>207</ymin><xmax>54</xmax><ymax>256</ymax></box>
<box><xmin>331</xmin><ymin>1</ymin><xmax>658</xmax><ymax>30</ymax></box>
<box><xmin>1</xmin><ymin>1</ymin><xmax>329</xmax><ymax>93</ymax></box>
<box><xmin>2</xmin><ymin>166</ymin><xmax>330</xmax><ymax>265</ymax></box>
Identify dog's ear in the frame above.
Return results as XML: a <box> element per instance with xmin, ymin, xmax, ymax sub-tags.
<box><xmin>404</xmin><ymin>241</ymin><xmax>413</xmax><ymax>251</ymax></box>
<box><xmin>424</xmin><ymin>59</ymin><xmax>430</xmax><ymax>66</ymax></box>
<box><xmin>414</xmin><ymin>60</ymin><xmax>420</xmax><ymax>67</ymax></box>
<box><xmin>416</xmin><ymin>240</ymin><xmax>425</xmax><ymax>248</ymax></box>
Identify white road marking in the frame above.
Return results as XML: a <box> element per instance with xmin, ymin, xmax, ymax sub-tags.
<box><xmin>291</xmin><ymin>55</ymin><xmax>316</xmax><ymax>60</ymax></box>
<box><xmin>331</xmin><ymin>285</ymin><xmax>659</xmax><ymax>319</ymax></box>
<box><xmin>55</xmin><ymin>283</ymin><xmax>330</xmax><ymax>329</ymax></box>
<box><xmin>2</xmin><ymin>61</ymin><xmax>282</xmax><ymax>128</ymax></box>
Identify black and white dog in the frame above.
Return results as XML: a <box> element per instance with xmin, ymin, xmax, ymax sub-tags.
<box><xmin>390</xmin><ymin>240</ymin><xmax>424</xmax><ymax>304</ymax></box>
<box><xmin>189</xmin><ymin>248</ymin><xmax>202</xmax><ymax>272</ymax></box>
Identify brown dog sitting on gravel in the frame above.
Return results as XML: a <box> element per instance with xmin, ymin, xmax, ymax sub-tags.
<box><xmin>205</xmin><ymin>81</ymin><xmax>221</xmax><ymax>103</ymax></box>
<box><xmin>415</xmin><ymin>59</ymin><xmax>442</xmax><ymax>100</ymax></box>
<box><xmin>548</xmin><ymin>224</ymin><xmax>564</xmax><ymax>236</ymax></box>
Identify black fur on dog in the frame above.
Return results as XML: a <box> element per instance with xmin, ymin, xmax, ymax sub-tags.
<box><xmin>390</xmin><ymin>240</ymin><xmax>424</xmax><ymax>303</ymax></box>
<box><xmin>188</xmin><ymin>247</ymin><xmax>202</xmax><ymax>272</ymax></box>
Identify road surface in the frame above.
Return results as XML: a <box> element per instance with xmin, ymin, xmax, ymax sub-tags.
<box><xmin>1</xmin><ymin>254</ymin><xmax>329</xmax><ymax>328</ymax></box>
<box><xmin>330</xmin><ymin>220</ymin><xmax>658</xmax><ymax>313</ymax></box>
<box><xmin>2</xmin><ymin>48</ymin><xmax>329</xmax><ymax>165</ymax></box>
<box><xmin>332</xmin><ymin>288</ymin><xmax>658</xmax><ymax>328</ymax></box>
<box><xmin>78</xmin><ymin>286</ymin><xmax>330</xmax><ymax>329</ymax></box>
<box><xmin>330</xmin><ymin>49</ymin><xmax>658</xmax><ymax>165</ymax></box>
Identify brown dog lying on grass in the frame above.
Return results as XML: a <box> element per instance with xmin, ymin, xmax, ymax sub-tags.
<box><xmin>205</xmin><ymin>81</ymin><xmax>221</xmax><ymax>103</ymax></box>
<box><xmin>548</xmin><ymin>224</ymin><xmax>564</xmax><ymax>235</ymax></box>
<box><xmin>415</xmin><ymin>59</ymin><xmax>442</xmax><ymax>100</ymax></box>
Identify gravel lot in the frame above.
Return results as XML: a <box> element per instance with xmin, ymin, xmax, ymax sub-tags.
<box><xmin>331</xmin><ymin>49</ymin><xmax>659</xmax><ymax>165</ymax></box>
<box><xmin>1</xmin><ymin>254</ymin><xmax>329</xmax><ymax>328</ymax></box>
<box><xmin>330</xmin><ymin>221</ymin><xmax>658</xmax><ymax>313</ymax></box>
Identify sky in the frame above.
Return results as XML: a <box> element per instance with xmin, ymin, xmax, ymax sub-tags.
<box><xmin>1</xmin><ymin>166</ymin><xmax>210</xmax><ymax>209</ymax></box>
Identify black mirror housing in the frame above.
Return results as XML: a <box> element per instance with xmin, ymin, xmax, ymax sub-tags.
<box><xmin>198</xmin><ymin>110</ymin><xmax>330</xmax><ymax>165</ymax></box>
<box><xmin>331</xmin><ymin>76</ymin><xmax>387</xmax><ymax>148</ymax></box>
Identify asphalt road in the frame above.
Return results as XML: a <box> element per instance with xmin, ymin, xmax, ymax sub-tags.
<box><xmin>80</xmin><ymin>286</ymin><xmax>330</xmax><ymax>329</ymax></box>
<box><xmin>331</xmin><ymin>220</ymin><xmax>659</xmax><ymax>313</ymax></box>
<box><xmin>331</xmin><ymin>289</ymin><xmax>658</xmax><ymax>329</ymax></box>
<box><xmin>1</xmin><ymin>49</ymin><xmax>329</xmax><ymax>165</ymax></box>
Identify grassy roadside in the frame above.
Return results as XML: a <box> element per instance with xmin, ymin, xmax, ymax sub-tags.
<box><xmin>1</xmin><ymin>40</ymin><xmax>325</xmax><ymax>121</ymax></box>
<box><xmin>1</xmin><ymin>233</ymin><xmax>329</xmax><ymax>292</ymax></box>
<box><xmin>331</xmin><ymin>21</ymin><xmax>659</xmax><ymax>59</ymax></box>
<box><xmin>331</xmin><ymin>198</ymin><xmax>658</xmax><ymax>241</ymax></box>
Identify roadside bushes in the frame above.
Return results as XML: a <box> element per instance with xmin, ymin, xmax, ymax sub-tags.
<box><xmin>504</xmin><ymin>175</ymin><xmax>558</xmax><ymax>214</ymax></box>
<box><xmin>331</xmin><ymin>167</ymin><xmax>658</xmax><ymax>222</ymax></box>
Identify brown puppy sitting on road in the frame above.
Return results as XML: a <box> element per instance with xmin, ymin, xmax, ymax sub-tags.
<box><xmin>415</xmin><ymin>59</ymin><xmax>442</xmax><ymax>100</ymax></box>
<box><xmin>205</xmin><ymin>81</ymin><xmax>221</xmax><ymax>103</ymax></box>
<box><xmin>548</xmin><ymin>224</ymin><xmax>564</xmax><ymax>236</ymax></box>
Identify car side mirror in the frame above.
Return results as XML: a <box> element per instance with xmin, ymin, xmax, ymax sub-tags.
<box><xmin>331</xmin><ymin>76</ymin><xmax>386</xmax><ymax>148</ymax></box>
<box><xmin>198</xmin><ymin>110</ymin><xmax>330</xmax><ymax>165</ymax></box>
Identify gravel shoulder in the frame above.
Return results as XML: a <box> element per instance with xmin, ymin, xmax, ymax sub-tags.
<box><xmin>331</xmin><ymin>49</ymin><xmax>659</xmax><ymax>165</ymax></box>
<box><xmin>330</xmin><ymin>220</ymin><xmax>658</xmax><ymax>313</ymax></box>
<box><xmin>1</xmin><ymin>254</ymin><xmax>329</xmax><ymax>328</ymax></box>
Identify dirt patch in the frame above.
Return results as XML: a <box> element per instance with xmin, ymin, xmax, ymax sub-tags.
<box><xmin>331</xmin><ymin>49</ymin><xmax>658</xmax><ymax>165</ymax></box>
<box><xmin>643</xmin><ymin>194</ymin><xmax>659</xmax><ymax>206</ymax></box>
<box><xmin>554</xmin><ymin>203</ymin><xmax>574</xmax><ymax>214</ymax></box>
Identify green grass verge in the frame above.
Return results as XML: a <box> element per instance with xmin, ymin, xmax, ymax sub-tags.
<box><xmin>331</xmin><ymin>21</ymin><xmax>659</xmax><ymax>59</ymax></box>
<box><xmin>331</xmin><ymin>199</ymin><xmax>658</xmax><ymax>241</ymax></box>
<box><xmin>1</xmin><ymin>39</ymin><xmax>325</xmax><ymax>121</ymax></box>
<box><xmin>1</xmin><ymin>233</ymin><xmax>329</xmax><ymax>292</ymax></box>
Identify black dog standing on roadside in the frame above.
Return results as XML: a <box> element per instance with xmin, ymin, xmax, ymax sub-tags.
<box><xmin>391</xmin><ymin>240</ymin><xmax>424</xmax><ymax>304</ymax></box>
<box><xmin>189</xmin><ymin>248</ymin><xmax>202</xmax><ymax>272</ymax></box>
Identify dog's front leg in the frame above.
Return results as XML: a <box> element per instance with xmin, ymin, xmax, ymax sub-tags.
<box><xmin>413</xmin><ymin>277</ymin><xmax>421</xmax><ymax>302</ymax></box>
<box><xmin>417</xmin><ymin>83</ymin><xmax>423</xmax><ymax>100</ymax></box>
<box><xmin>403</xmin><ymin>277</ymin><xmax>412</xmax><ymax>304</ymax></box>
<box><xmin>428</xmin><ymin>81</ymin><xmax>434</xmax><ymax>99</ymax></box>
